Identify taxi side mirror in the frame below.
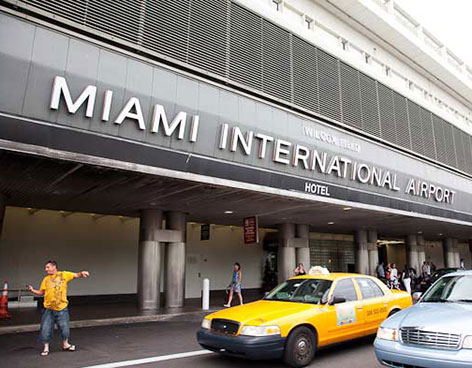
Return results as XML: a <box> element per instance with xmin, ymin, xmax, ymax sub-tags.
<box><xmin>329</xmin><ymin>296</ymin><xmax>346</xmax><ymax>305</ymax></box>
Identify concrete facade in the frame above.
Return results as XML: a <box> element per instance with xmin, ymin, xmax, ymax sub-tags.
<box><xmin>0</xmin><ymin>0</ymin><xmax>471</xmax><ymax>308</ymax></box>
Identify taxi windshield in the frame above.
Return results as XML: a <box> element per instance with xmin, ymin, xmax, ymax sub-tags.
<box><xmin>422</xmin><ymin>275</ymin><xmax>472</xmax><ymax>303</ymax></box>
<box><xmin>264</xmin><ymin>279</ymin><xmax>332</xmax><ymax>304</ymax></box>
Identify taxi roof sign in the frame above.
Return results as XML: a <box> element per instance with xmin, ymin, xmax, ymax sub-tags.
<box><xmin>308</xmin><ymin>266</ymin><xmax>330</xmax><ymax>275</ymax></box>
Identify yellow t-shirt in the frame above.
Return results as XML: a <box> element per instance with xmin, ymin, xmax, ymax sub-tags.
<box><xmin>40</xmin><ymin>271</ymin><xmax>76</xmax><ymax>311</ymax></box>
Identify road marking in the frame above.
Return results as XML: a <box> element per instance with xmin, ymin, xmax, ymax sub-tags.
<box><xmin>82</xmin><ymin>350</ymin><xmax>213</xmax><ymax>368</ymax></box>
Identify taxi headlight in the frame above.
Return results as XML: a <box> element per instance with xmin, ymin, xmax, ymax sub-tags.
<box><xmin>463</xmin><ymin>336</ymin><xmax>472</xmax><ymax>349</ymax></box>
<box><xmin>376</xmin><ymin>327</ymin><xmax>398</xmax><ymax>341</ymax></box>
<box><xmin>240</xmin><ymin>325</ymin><xmax>281</xmax><ymax>337</ymax></box>
<box><xmin>201</xmin><ymin>318</ymin><xmax>211</xmax><ymax>330</ymax></box>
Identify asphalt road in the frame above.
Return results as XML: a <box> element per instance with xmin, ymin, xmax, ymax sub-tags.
<box><xmin>0</xmin><ymin>319</ymin><xmax>383</xmax><ymax>368</ymax></box>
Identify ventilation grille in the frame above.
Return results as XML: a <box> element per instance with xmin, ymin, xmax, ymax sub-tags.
<box><xmin>340</xmin><ymin>62</ymin><xmax>362</xmax><ymax>129</ymax></box>
<box><xmin>292</xmin><ymin>36</ymin><xmax>319</xmax><ymax>113</ymax></box>
<box><xmin>11</xmin><ymin>0</ymin><xmax>472</xmax><ymax>175</ymax></box>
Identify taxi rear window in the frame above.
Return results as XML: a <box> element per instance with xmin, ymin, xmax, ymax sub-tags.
<box><xmin>265</xmin><ymin>279</ymin><xmax>332</xmax><ymax>304</ymax></box>
<box><xmin>356</xmin><ymin>278</ymin><xmax>384</xmax><ymax>299</ymax></box>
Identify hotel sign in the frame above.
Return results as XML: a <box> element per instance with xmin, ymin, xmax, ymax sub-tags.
<box><xmin>243</xmin><ymin>216</ymin><xmax>259</xmax><ymax>244</ymax></box>
<box><xmin>49</xmin><ymin>76</ymin><xmax>457</xmax><ymax>205</ymax></box>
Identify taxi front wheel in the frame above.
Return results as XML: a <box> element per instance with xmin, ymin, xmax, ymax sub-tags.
<box><xmin>283</xmin><ymin>326</ymin><xmax>316</xmax><ymax>368</ymax></box>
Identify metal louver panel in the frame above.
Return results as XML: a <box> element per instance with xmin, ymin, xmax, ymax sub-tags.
<box><xmin>393</xmin><ymin>92</ymin><xmax>412</xmax><ymax>150</ymax></box>
<box><xmin>143</xmin><ymin>0</ymin><xmax>190</xmax><ymax>63</ymax></box>
<box><xmin>7</xmin><ymin>0</ymin><xmax>472</xmax><ymax>176</ymax></box>
<box><xmin>359</xmin><ymin>73</ymin><xmax>380</xmax><ymax>137</ymax></box>
<box><xmin>188</xmin><ymin>0</ymin><xmax>228</xmax><ymax>77</ymax></box>
<box><xmin>318</xmin><ymin>49</ymin><xmax>341</xmax><ymax>122</ymax></box>
<box><xmin>292</xmin><ymin>36</ymin><xmax>319</xmax><ymax>113</ymax></box>
<box><xmin>261</xmin><ymin>20</ymin><xmax>292</xmax><ymax>102</ymax></box>
<box><xmin>453</xmin><ymin>127</ymin><xmax>466</xmax><ymax>172</ymax></box>
<box><xmin>420</xmin><ymin>107</ymin><xmax>436</xmax><ymax>160</ymax></box>
<box><xmin>340</xmin><ymin>62</ymin><xmax>362</xmax><ymax>129</ymax></box>
<box><xmin>229</xmin><ymin>3</ymin><xmax>262</xmax><ymax>90</ymax></box>
<box><xmin>86</xmin><ymin>0</ymin><xmax>141</xmax><ymax>44</ymax></box>
<box><xmin>443</xmin><ymin>121</ymin><xmax>458</xmax><ymax>167</ymax></box>
<box><xmin>464</xmin><ymin>133</ymin><xmax>472</xmax><ymax>174</ymax></box>
<box><xmin>309</xmin><ymin>239</ymin><xmax>355</xmax><ymax>273</ymax></box>
<box><xmin>433</xmin><ymin>115</ymin><xmax>447</xmax><ymax>164</ymax></box>
<box><xmin>22</xmin><ymin>0</ymin><xmax>87</xmax><ymax>24</ymax></box>
<box><xmin>407</xmin><ymin>101</ymin><xmax>424</xmax><ymax>156</ymax></box>
<box><xmin>378</xmin><ymin>83</ymin><xmax>397</xmax><ymax>144</ymax></box>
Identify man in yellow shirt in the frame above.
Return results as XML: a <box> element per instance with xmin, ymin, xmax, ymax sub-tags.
<box><xmin>27</xmin><ymin>260</ymin><xmax>90</xmax><ymax>356</ymax></box>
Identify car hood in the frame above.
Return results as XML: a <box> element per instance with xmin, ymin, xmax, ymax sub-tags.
<box><xmin>394</xmin><ymin>302</ymin><xmax>472</xmax><ymax>334</ymax></box>
<box><xmin>207</xmin><ymin>300</ymin><xmax>320</xmax><ymax>325</ymax></box>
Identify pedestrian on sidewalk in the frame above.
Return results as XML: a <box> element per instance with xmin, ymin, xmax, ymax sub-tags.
<box><xmin>294</xmin><ymin>263</ymin><xmax>307</xmax><ymax>276</ymax></box>
<box><xmin>401</xmin><ymin>265</ymin><xmax>412</xmax><ymax>294</ymax></box>
<box><xmin>224</xmin><ymin>262</ymin><xmax>243</xmax><ymax>307</ymax></box>
<box><xmin>27</xmin><ymin>260</ymin><xmax>90</xmax><ymax>356</ymax></box>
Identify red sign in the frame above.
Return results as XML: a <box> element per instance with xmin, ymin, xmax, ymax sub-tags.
<box><xmin>244</xmin><ymin>216</ymin><xmax>259</xmax><ymax>244</ymax></box>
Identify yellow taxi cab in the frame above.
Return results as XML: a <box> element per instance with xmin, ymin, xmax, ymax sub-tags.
<box><xmin>197</xmin><ymin>271</ymin><xmax>412</xmax><ymax>367</ymax></box>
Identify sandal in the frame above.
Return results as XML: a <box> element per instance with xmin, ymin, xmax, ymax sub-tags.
<box><xmin>40</xmin><ymin>350</ymin><xmax>49</xmax><ymax>356</ymax></box>
<box><xmin>63</xmin><ymin>345</ymin><xmax>76</xmax><ymax>352</ymax></box>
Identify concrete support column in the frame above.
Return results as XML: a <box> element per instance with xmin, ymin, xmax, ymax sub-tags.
<box><xmin>355</xmin><ymin>230</ymin><xmax>369</xmax><ymax>275</ymax></box>
<box><xmin>278</xmin><ymin>223</ymin><xmax>296</xmax><ymax>283</ymax></box>
<box><xmin>138</xmin><ymin>209</ymin><xmax>163</xmax><ymax>310</ymax></box>
<box><xmin>417</xmin><ymin>235</ymin><xmax>426</xmax><ymax>269</ymax></box>
<box><xmin>443</xmin><ymin>238</ymin><xmax>455</xmax><ymax>268</ymax></box>
<box><xmin>295</xmin><ymin>224</ymin><xmax>310</xmax><ymax>271</ymax></box>
<box><xmin>165</xmin><ymin>211</ymin><xmax>186</xmax><ymax>308</ymax></box>
<box><xmin>406</xmin><ymin>235</ymin><xmax>419</xmax><ymax>273</ymax></box>
<box><xmin>453</xmin><ymin>239</ymin><xmax>461</xmax><ymax>268</ymax></box>
<box><xmin>0</xmin><ymin>194</ymin><xmax>5</xmax><ymax>241</ymax></box>
<box><xmin>367</xmin><ymin>230</ymin><xmax>378</xmax><ymax>276</ymax></box>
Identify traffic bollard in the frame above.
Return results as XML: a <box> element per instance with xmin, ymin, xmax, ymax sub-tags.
<box><xmin>202</xmin><ymin>278</ymin><xmax>210</xmax><ymax>310</ymax></box>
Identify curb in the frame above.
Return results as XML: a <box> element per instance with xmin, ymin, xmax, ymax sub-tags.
<box><xmin>0</xmin><ymin>309</ymin><xmax>218</xmax><ymax>335</ymax></box>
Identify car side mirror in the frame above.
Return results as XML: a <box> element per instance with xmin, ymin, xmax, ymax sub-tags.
<box><xmin>412</xmin><ymin>292</ymin><xmax>422</xmax><ymax>303</ymax></box>
<box><xmin>329</xmin><ymin>296</ymin><xmax>346</xmax><ymax>305</ymax></box>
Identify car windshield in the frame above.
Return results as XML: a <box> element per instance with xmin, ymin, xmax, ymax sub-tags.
<box><xmin>264</xmin><ymin>279</ymin><xmax>332</xmax><ymax>304</ymax></box>
<box><xmin>422</xmin><ymin>275</ymin><xmax>472</xmax><ymax>303</ymax></box>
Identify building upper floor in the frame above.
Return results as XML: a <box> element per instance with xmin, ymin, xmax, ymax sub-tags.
<box><xmin>252</xmin><ymin>0</ymin><xmax>472</xmax><ymax>135</ymax></box>
<box><xmin>1</xmin><ymin>0</ymin><xmax>472</xmax><ymax>179</ymax></box>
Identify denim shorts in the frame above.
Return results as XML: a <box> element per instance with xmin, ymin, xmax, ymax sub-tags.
<box><xmin>39</xmin><ymin>307</ymin><xmax>70</xmax><ymax>343</ymax></box>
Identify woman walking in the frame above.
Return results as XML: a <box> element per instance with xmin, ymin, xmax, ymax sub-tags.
<box><xmin>401</xmin><ymin>265</ymin><xmax>412</xmax><ymax>294</ymax></box>
<box><xmin>224</xmin><ymin>263</ymin><xmax>243</xmax><ymax>307</ymax></box>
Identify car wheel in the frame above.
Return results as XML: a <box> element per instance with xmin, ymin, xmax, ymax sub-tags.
<box><xmin>283</xmin><ymin>326</ymin><xmax>316</xmax><ymax>368</ymax></box>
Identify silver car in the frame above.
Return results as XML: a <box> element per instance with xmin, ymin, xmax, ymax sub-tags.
<box><xmin>374</xmin><ymin>270</ymin><xmax>472</xmax><ymax>368</ymax></box>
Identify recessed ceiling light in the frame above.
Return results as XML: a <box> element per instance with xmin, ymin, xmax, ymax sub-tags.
<box><xmin>224</xmin><ymin>210</ymin><xmax>234</xmax><ymax>214</ymax></box>
<box><xmin>343</xmin><ymin>207</ymin><xmax>352</xmax><ymax>211</ymax></box>
<box><xmin>417</xmin><ymin>231</ymin><xmax>423</xmax><ymax>234</ymax></box>
<box><xmin>149</xmin><ymin>202</ymin><xmax>157</xmax><ymax>206</ymax></box>
<box><xmin>438</xmin><ymin>233</ymin><xmax>443</xmax><ymax>236</ymax></box>
<box><xmin>328</xmin><ymin>221</ymin><xmax>335</xmax><ymax>225</ymax></box>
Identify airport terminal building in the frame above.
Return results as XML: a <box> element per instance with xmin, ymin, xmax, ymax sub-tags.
<box><xmin>0</xmin><ymin>0</ymin><xmax>471</xmax><ymax>309</ymax></box>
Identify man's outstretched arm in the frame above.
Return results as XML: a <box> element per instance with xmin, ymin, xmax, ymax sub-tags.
<box><xmin>74</xmin><ymin>271</ymin><xmax>90</xmax><ymax>279</ymax></box>
<box><xmin>26</xmin><ymin>285</ymin><xmax>44</xmax><ymax>296</ymax></box>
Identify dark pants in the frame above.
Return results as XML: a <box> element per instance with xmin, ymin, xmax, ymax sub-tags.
<box><xmin>39</xmin><ymin>307</ymin><xmax>70</xmax><ymax>343</ymax></box>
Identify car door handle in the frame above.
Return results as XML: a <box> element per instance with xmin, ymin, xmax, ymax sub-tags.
<box><xmin>356</xmin><ymin>306</ymin><xmax>363</xmax><ymax>310</ymax></box>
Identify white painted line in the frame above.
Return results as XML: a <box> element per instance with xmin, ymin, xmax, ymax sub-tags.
<box><xmin>82</xmin><ymin>350</ymin><xmax>213</xmax><ymax>368</ymax></box>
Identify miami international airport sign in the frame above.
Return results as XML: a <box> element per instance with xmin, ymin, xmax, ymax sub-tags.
<box><xmin>49</xmin><ymin>76</ymin><xmax>456</xmax><ymax>205</ymax></box>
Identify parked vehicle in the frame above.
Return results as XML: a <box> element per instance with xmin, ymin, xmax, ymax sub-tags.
<box><xmin>197</xmin><ymin>272</ymin><xmax>412</xmax><ymax>367</ymax></box>
<box><xmin>416</xmin><ymin>268</ymin><xmax>459</xmax><ymax>293</ymax></box>
<box><xmin>374</xmin><ymin>270</ymin><xmax>472</xmax><ymax>368</ymax></box>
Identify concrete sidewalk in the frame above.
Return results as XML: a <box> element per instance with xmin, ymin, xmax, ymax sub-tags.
<box><xmin>0</xmin><ymin>302</ymin><xmax>221</xmax><ymax>335</ymax></box>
